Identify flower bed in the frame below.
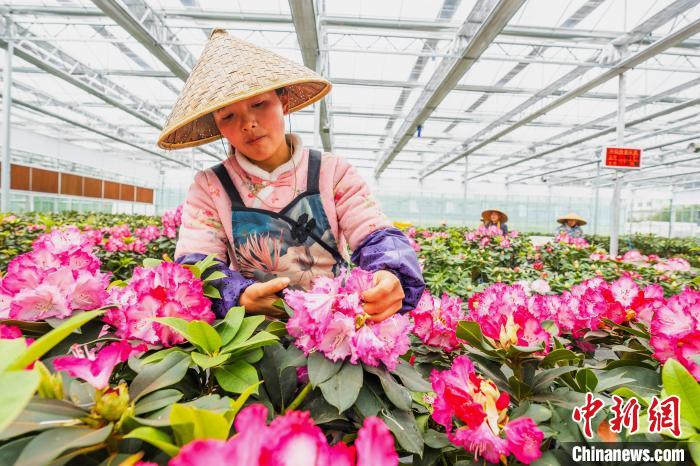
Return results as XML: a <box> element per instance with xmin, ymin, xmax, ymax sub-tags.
<box><xmin>0</xmin><ymin>216</ymin><xmax>698</xmax><ymax>465</ymax></box>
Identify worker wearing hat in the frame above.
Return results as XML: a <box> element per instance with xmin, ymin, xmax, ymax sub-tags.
<box><xmin>481</xmin><ymin>209</ymin><xmax>508</xmax><ymax>235</ymax></box>
<box><xmin>161</xmin><ymin>29</ymin><xmax>424</xmax><ymax>320</ymax></box>
<box><xmin>556</xmin><ymin>213</ymin><xmax>586</xmax><ymax>238</ymax></box>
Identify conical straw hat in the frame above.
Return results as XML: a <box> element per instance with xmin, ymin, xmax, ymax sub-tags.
<box><xmin>557</xmin><ymin>213</ymin><xmax>587</xmax><ymax>226</ymax></box>
<box><xmin>481</xmin><ymin>209</ymin><xmax>508</xmax><ymax>223</ymax></box>
<box><xmin>158</xmin><ymin>28</ymin><xmax>331</xmax><ymax>150</ymax></box>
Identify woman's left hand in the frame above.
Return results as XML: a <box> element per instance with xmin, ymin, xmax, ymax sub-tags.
<box><xmin>362</xmin><ymin>270</ymin><xmax>404</xmax><ymax>322</ymax></box>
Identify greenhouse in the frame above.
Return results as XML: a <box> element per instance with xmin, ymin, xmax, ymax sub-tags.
<box><xmin>0</xmin><ymin>0</ymin><xmax>698</xmax><ymax>465</ymax></box>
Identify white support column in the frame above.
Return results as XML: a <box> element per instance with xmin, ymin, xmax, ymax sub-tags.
<box><xmin>593</xmin><ymin>160</ymin><xmax>601</xmax><ymax>235</ymax></box>
<box><xmin>1</xmin><ymin>18</ymin><xmax>13</xmax><ymax>212</ymax></box>
<box><xmin>610</xmin><ymin>72</ymin><xmax>626</xmax><ymax>257</ymax></box>
<box><xmin>668</xmin><ymin>187</ymin><xmax>676</xmax><ymax>238</ymax></box>
<box><xmin>463</xmin><ymin>157</ymin><xmax>469</xmax><ymax>225</ymax></box>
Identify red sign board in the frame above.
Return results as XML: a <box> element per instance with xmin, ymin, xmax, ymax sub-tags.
<box><xmin>603</xmin><ymin>146</ymin><xmax>642</xmax><ymax>169</ymax></box>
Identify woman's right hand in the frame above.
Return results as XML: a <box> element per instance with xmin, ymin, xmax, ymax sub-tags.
<box><xmin>240</xmin><ymin>277</ymin><xmax>290</xmax><ymax>318</ymax></box>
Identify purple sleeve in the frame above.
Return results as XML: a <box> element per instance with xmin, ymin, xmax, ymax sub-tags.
<box><xmin>175</xmin><ymin>253</ymin><xmax>256</xmax><ymax>319</ymax></box>
<box><xmin>351</xmin><ymin>227</ymin><xmax>425</xmax><ymax>312</ymax></box>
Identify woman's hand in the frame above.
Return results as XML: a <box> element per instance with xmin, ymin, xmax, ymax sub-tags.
<box><xmin>362</xmin><ymin>270</ymin><xmax>404</xmax><ymax>322</ymax></box>
<box><xmin>240</xmin><ymin>277</ymin><xmax>289</xmax><ymax>318</ymax></box>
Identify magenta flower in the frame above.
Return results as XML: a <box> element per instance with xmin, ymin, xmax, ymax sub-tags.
<box><xmin>168</xmin><ymin>404</ymin><xmax>398</xmax><ymax>466</ymax></box>
<box><xmin>430</xmin><ymin>356</ymin><xmax>543</xmax><ymax>464</ymax></box>
<box><xmin>53</xmin><ymin>341</ymin><xmax>147</xmax><ymax>389</ymax></box>
<box><xmin>504</xmin><ymin>417</ymin><xmax>545</xmax><ymax>464</ymax></box>
<box><xmin>650</xmin><ymin>288</ymin><xmax>700</xmax><ymax>380</ymax></box>
<box><xmin>411</xmin><ymin>291</ymin><xmax>465</xmax><ymax>351</ymax></box>
<box><xmin>0</xmin><ymin>323</ymin><xmax>23</xmax><ymax>339</ymax></box>
<box><xmin>285</xmin><ymin>268</ymin><xmax>412</xmax><ymax>371</ymax></box>
<box><xmin>104</xmin><ymin>261</ymin><xmax>214</xmax><ymax>346</ymax></box>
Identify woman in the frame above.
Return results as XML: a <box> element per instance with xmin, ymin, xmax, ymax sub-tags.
<box><xmin>481</xmin><ymin>209</ymin><xmax>508</xmax><ymax>235</ymax></box>
<box><xmin>556</xmin><ymin>213</ymin><xmax>586</xmax><ymax>238</ymax></box>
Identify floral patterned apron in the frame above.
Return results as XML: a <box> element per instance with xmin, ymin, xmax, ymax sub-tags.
<box><xmin>212</xmin><ymin>150</ymin><xmax>345</xmax><ymax>290</ymax></box>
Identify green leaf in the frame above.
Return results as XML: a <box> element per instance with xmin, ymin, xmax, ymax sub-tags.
<box><xmin>0</xmin><ymin>371</ymin><xmax>40</xmax><ymax>435</ymax></box>
<box><xmin>662</xmin><ymin>359</ymin><xmax>700</xmax><ymax>429</ymax></box>
<box><xmin>0</xmin><ymin>339</ymin><xmax>30</xmax><ymax>373</ymax></box>
<box><xmin>229</xmin><ymin>381</ymin><xmax>264</xmax><ymax>420</ymax></box>
<box><xmin>381</xmin><ymin>409</ymin><xmax>423</xmax><ymax>455</ymax></box>
<box><xmin>575</xmin><ymin>369</ymin><xmax>598</xmax><ymax>392</ymax></box>
<box><xmin>242</xmin><ymin>348</ymin><xmax>264</xmax><ymax>364</ymax></box>
<box><xmin>152</xmin><ymin>317</ymin><xmax>190</xmax><ymax>341</ymax></box>
<box><xmin>456</xmin><ymin>321</ymin><xmax>487</xmax><ymax>349</ymax></box>
<box><xmin>142</xmin><ymin>258</ymin><xmax>163</xmax><ymax>268</ymax></box>
<box><xmin>355</xmin><ymin>385</ymin><xmax>382</xmax><ymax>418</ymax></box>
<box><xmin>541</xmin><ymin>348</ymin><xmax>580</xmax><ymax>367</ymax></box>
<box><xmin>169</xmin><ymin>404</ymin><xmax>230</xmax><ymax>444</ymax></box>
<box><xmin>214</xmin><ymin>361</ymin><xmax>259</xmax><ymax>394</ymax></box>
<box><xmin>138</xmin><ymin>348</ymin><xmax>185</xmax><ymax>367</ymax></box>
<box><xmin>191</xmin><ymin>352</ymin><xmax>230</xmax><ymax>369</ymax></box>
<box><xmin>1</xmin><ymin>398</ymin><xmax>86</xmax><ymax>440</ymax></box>
<box><xmin>186</xmin><ymin>321</ymin><xmax>221</xmax><ymax>354</ymax></box>
<box><xmin>7</xmin><ymin>310</ymin><xmax>104</xmax><ymax>371</ymax></box>
<box><xmin>203</xmin><ymin>284</ymin><xmax>221</xmax><ymax>299</ymax></box>
<box><xmin>509</xmin><ymin>376</ymin><xmax>532</xmax><ymax>400</ymax></box>
<box><xmin>364</xmin><ymin>365</ymin><xmax>412</xmax><ymax>411</ymax></box>
<box><xmin>224</xmin><ymin>331</ymin><xmax>278</xmax><ymax>356</ymax></box>
<box><xmin>124</xmin><ymin>427</ymin><xmax>179</xmax><ymax>457</ymax></box>
<box><xmin>265</xmin><ymin>320</ymin><xmax>288</xmax><ymax>338</ymax></box>
<box><xmin>195</xmin><ymin>255</ymin><xmax>218</xmax><ymax>276</ymax></box>
<box><xmin>218</xmin><ymin>307</ymin><xmax>245</xmax><ymax>345</ymax></box>
<box><xmin>423</xmin><ymin>429</ymin><xmax>450</xmax><ymax>449</ymax></box>
<box><xmin>130</xmin><ymin>352</ymin><xmax>190</xmax><ymax>401</ymax></box>
<box><xmin>307</xmin><ymin>352</ymin><xmax>343</xmax><ymax>386</ymax></box>
<box><xmin>228</xmin><ymin>315</ymin><xmax>265</xmax><ymax>346</ymax></box>
<box><xmin>392</xmin><ymin>360</ymin><xmax>432</xmax><ymax>392</ymax></box>
<box><xmin>134</xmin><ymin>389</ymin><xmax>183</xmax><ymax>416</ymax></box>
<box><xmin>202</xmin><ymin>270</ymin><xmax>227</xmax><ymax>282</ymax></box>
<box><xmin>14</xmin><ymin>424</ymin><xmax>112</xmax><ymax>466</ymax></box>
<box><xmin>318</xmin><ymin>362</ymin><xmax>363</xmax><ymax>413</ymax></box>
<box><xmin>0</xmin><ymin>437</ymin><xmax>33</xmax><ymax>466</ymax></box>
<box><xmin>532</xmin><ymin>366</ymin><xmax>579</xmax><ymax>393</ymax></box>
<box><xmin>689</xmin><ymin>434</ymin><xmax>700</xmax><ymax>466</ymax></box>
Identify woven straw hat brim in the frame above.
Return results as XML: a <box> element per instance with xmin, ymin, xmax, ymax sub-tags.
<box><xmin>481</xmin><ymin>209</ymin><xmax>508</xmax><ymax>223</ymax></box>
<box><xmin>557</xmin><ymin>213</ymin><xmax>587</xmax><ymax>226</ymax></box>
<box><xmin>157</xmin><ymin>29</ymin><xmax>331</xmax><ymax>150</ymax></box>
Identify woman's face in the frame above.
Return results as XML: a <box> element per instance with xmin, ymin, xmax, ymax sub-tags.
<box><xmin>567</xmin><ymin>219</ymin><xmax>577</xmax><ymax>227</ymax></box>
<box><xmin>490</xmin><ymin>212</ymin><xmax>500</xmax><ymax>223</ymax></box>
<box><xmin>213</xmin><ymin>90</ymin><xmax>289</xmax><ymax>167</ymax></box>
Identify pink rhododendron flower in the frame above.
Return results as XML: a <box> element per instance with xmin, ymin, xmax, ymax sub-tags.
<box><xmin>168</xmin><ymin>404</ymin><xmax>397</xmax><ymax>466</ymax></box>
<box><xmin>650</xmin><ymin>288</ymin><xmax>700</xmax><ymax>380</ymax></box>
<box><xmin>504</xmin><ymin>417</ymin><xmax>545</xmax><ymax>464</ymax></box>
<box><xmin>162</xmin><ymin>205</ymin><xmax>183</xmax><ymax>238</ymax></box>
<box><xmin>622</xmin><ymin>250</ymin><xmax>645</xmax><ymax>262</ymax></box>
<box><xmin>0</xmin><ymin>227</ymin><xmax>109</xmax><ymax>321</ymax></box>
<box><xmin>555</xmin><ymin>234</ymin><xmax>590</xmax><ymax>248</ymax></box>
<box><xmin>285</xmin><ymin>268</ymin><xmax>412</xmax><ymax>371</ymax></box>
<box><xmin>104</xmin><ymin>261</ymin><xmax>214</xmax><ymax>346</ymax></box>
<box><xmin>53</xmin><ymin>341</ymin><xmax>147</xmax><ymax>389</ymax></box>
<box><xmin>411</xmin><ymin>291</ymin><xmax>465</xmax><ymax>351</ymax></box>
<box><xmin>430</xmin><ymin>356</ymin><xmax>543</xmax><ymax>464</ymax></box>
<box><xmin>0</xmin><ymin>323</ymin><xmax>23</xmax><ymax>339</ymax></box>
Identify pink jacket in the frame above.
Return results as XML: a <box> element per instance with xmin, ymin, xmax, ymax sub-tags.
<box><xmin>175</xmin><ymin>134</ymin><xmax>391</xmax><ymax>268</ymax></box>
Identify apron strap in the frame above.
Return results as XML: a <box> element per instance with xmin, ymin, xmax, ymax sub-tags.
<box><xmin>307</xmin><ymin>149</ymin><xmax>322</xmax><ymax>192</ymax></box>
<box><xmin>212</xmin><ymin>163</ymin><xmax>245</xmax><ymax>208</ymax></box>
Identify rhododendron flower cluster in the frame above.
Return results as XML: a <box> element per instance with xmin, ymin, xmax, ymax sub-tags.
<box><xmin>411</xmin><ymin>291</ymin><xmax>466</xmax><ymax>351</ymax></box>
<box><xmin>169</xmin><ymin>403</ymin><xmax>398</xmax><ymax>466</ymax></box>
<box><xmin>161</xmin><ymin>204</ymin><xmax>183</xmax><ymax>238</ymax></box>
<box><xmin>621</xmin><ymin>250</ymin><xmax>691</xmax><ymax>272</ymax></box>
<box><xmin>467</xmin><ymin>283</ymin><xmax>554</xmax><ymax>351</ymax></box>
<box><xmin>554</xmin><ymin>233</ymin><xmax>590</xmax><ymax>248</ymax></box>
<box><xmin>104</xmin><ymin>261</ymin><xmax>214</xmax><ymax>346</ymax></box>
<box><xmin>53</xmin><ymin>341</ymin><xmax>147</xmax><ymax>389</ymax></box>
<box><xmin>285</xmin><ymin>268</ymin><xmax>412</xmax><ymax>371</ymax></box>
<box><xmin>464</xmin><ymin>225</ymin><xmax>517</xmax><ymax>249</ymax></box>
<box><xmin>650</xmin><ymin>288</ymin><xmax>700</xmax><ymax>381</ymax></box>
<box><xmin>430</xmin><ymin>356</ymin><xmax>544</xmax><ymax>464</ymax></box>
<box><xmin>467</xmin><ymin>276</ymin><xmax>668</xmax><ymax>348</ymax></box>
<box><xmin>0</xmin><ymin>227</ymin><xmax>110</xmax><ymax>321</ymax></box>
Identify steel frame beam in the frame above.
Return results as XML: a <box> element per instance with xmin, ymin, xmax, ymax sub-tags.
<box><xmin>374</xmin><ymin>0</ymin><xmax>526</xmax><ymax>176</ymax></box>
<box><xmin>288</xmin><ymin>0</ymin><xmax>333</xmax><ymax>151</ymax></box>
<box><xmin>420</xmin><ymin>11</ymin><xmax>700</xmax><ymax>179</ymax></box>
